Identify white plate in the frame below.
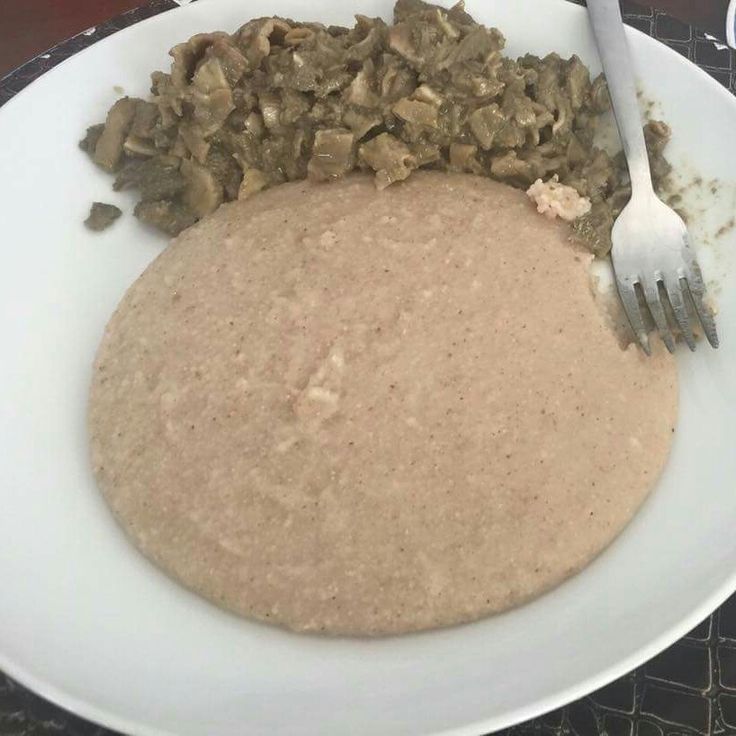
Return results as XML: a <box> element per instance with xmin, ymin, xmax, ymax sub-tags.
<box><xmin>1</xmin><ymin>1</ymin><xmax>736</xmax><ymax>734</ymax></box>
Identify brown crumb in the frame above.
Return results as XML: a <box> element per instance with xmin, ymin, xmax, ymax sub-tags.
<box><xmin>84</xmin><ymin>202</ymin><xmax>122</xmax><ymax>232</ymax></box>
<box><xmin>715</xmin><ymin>217</ymin><xmax>736</xmax><ymax>239</ymax></box>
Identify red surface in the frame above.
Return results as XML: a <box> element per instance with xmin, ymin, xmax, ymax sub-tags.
<box><xmin>0</xmin><ymin>0</ymin><xmax>142</xmax><ymax>77</ymax></box>
<box><xmin>0</xmin><ymin>0</ymin><xmax>729</xmax><ymax>80</ymax></box>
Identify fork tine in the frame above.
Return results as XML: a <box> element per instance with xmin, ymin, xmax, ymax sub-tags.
<box><xmin>681</xmin><ymin>255</ymin><xmax>719</xmax><ymax>347</ymax></box>
<box><xmin>616</xmin><ymin>277</ymin><xmax>651</xmax><ymax>355</ymax></box>
<box><xmin>662</xmin><ymin>276</ymin><xmax>696</xmax><ymax>351</ymax></box>
<box><xmin>682</xmin><ymin>275</ymin><xmax>719</xmax><ymax>349</ymax></box>
<box><xmin>641</xmin><ymin>279</ymin><xmax>675</xmax><ymax>353</ymax></box>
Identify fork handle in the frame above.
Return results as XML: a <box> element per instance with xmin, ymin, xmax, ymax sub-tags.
<box><xmin>587</xmin><ymin>0</ymin><xmax>654</xmax><ymax>197</ymax></box>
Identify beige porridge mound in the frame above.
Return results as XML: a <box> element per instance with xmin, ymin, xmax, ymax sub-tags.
<box><xmin>89</xmin><ymin>172</ymin><xmax>677</xmax><ymax>636</ymax></box>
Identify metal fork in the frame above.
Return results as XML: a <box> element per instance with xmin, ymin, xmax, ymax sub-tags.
<box><xmin>586</xmin><ymin>0</ymin><xmax>719</xmax><ymax>354</ymax></box>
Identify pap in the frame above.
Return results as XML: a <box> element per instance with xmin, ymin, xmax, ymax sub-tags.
<box><xmin>88</xmin><ymin>173</ymin><xmax>677</xmax><ymax>635</ymax></box>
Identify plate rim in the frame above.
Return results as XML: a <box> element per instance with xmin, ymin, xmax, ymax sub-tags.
<box><xmin>1</xmin><ymin>1</ymin><xmax>736</xmax><ymax>734</ymax></box>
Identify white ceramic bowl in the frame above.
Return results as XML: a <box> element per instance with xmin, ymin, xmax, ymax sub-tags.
<box><xmin>1</xmin><ymin>1</ymin><xmax>735</xmax><ymax>734</ymax></box>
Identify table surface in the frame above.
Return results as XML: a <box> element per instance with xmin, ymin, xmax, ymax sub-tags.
<box><xmin>0</xmin><ymin>1</ymin><xmax>142</xmax><ymax>78</ymax></box>
<box><xmin>1</xmin><ymin>2</ymin><xmax>736</xmax><ymax>735</ymax></box>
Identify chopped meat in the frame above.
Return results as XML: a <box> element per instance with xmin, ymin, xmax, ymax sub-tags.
<box><xmin>84</xmin><ymin>202</ymin><xmax>122</xmax><ymax>231</ymax></box>
<box><xmin>80</xmin><ymin>0</ymin><xmax>673</xmax><ymax>254</ymax></box>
